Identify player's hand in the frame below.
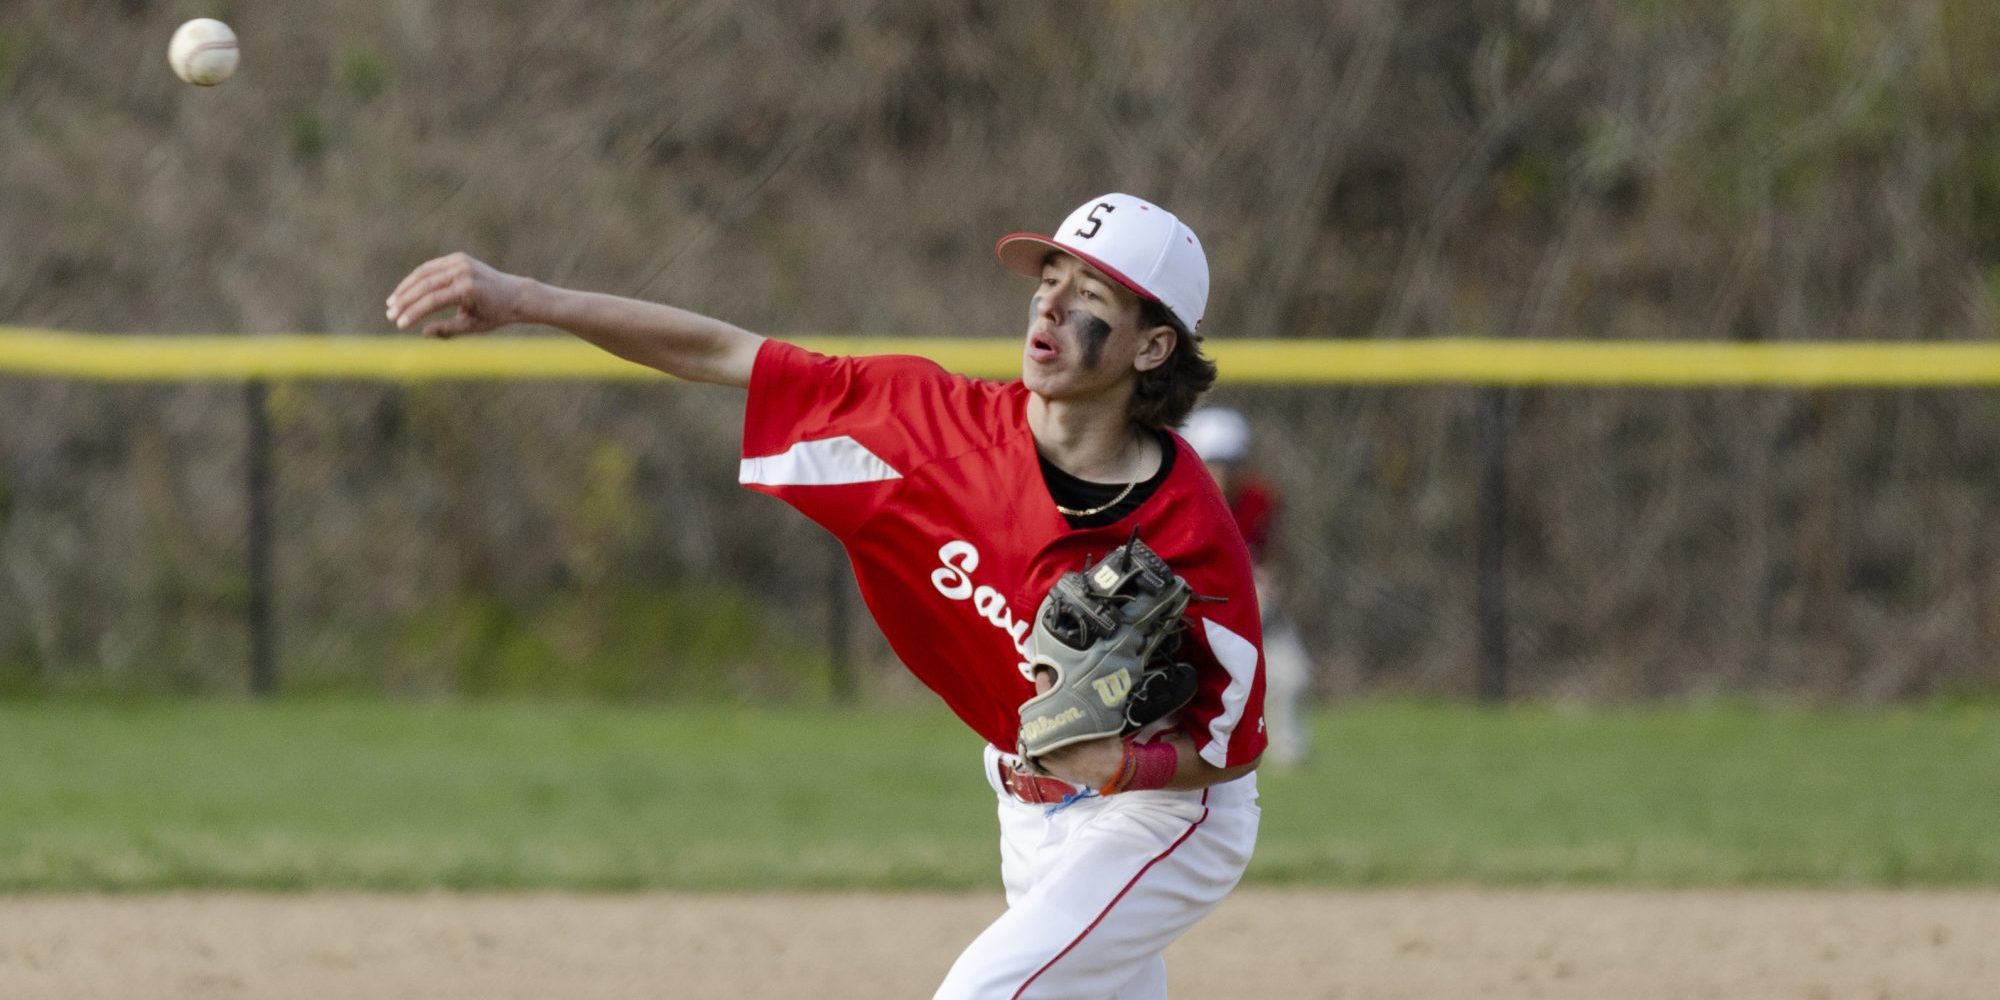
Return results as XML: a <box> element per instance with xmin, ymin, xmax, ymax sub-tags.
<box><xmin>386</xmin><ymin>252</ymin><xmax>532</xmax><ymax>338</ymax></box>
<box><xmin>1035</xmin><ymin>734</ymin><xmax>1127</xmax><ymax>788</ymax></box>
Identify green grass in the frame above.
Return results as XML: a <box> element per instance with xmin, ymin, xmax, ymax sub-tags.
<box><xmin>1257</xmin><ymin>701</ymin><xmax>2000</xmax><ymax>886</ymax></box>
<box><xmin>1</xmin><ymin>700</ymin><xmax>1996</xmax><ymax>891</ymax></box>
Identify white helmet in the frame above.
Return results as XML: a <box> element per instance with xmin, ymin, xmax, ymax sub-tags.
<box><xmin>1181</xmin><ymin>406</ymin><xmax>1250</xmax><ymax>463</ymax></box>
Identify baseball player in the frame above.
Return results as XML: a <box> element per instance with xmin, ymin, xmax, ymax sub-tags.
<box><xmin>386</xmin><ymin>193</ymin><xmax>1267</xmax><ymax>998</ymax></box>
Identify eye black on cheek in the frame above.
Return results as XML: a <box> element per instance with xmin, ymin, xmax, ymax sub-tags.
<box><xmin>1066</xmin><ymin>309</ymin><xmax>1114</xmax><ymax>368</ymax></box>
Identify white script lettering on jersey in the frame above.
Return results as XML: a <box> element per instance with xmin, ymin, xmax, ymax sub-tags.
<box><xmin>929</xmin><ymin>540</ymin><xmax>1037</xmax><ymax>679</ymax></box>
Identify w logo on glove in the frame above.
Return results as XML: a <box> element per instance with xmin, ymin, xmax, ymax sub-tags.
<box><xmin>1092</xmin><ymin>669</ymin><xmax>1133</xmax><ymax>707</ymax></box>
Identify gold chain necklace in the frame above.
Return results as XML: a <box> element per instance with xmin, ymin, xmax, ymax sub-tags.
<box><xmin>1055</xmin><ymin>479</ymin><xmax>1137</xmax><ymax>518</ymax></box>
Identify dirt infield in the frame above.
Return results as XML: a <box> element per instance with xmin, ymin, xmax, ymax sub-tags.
<box><xmin>2</xmin><ymin>888</ymin><xmax>1994</xmax><ymax>999</ymax></box>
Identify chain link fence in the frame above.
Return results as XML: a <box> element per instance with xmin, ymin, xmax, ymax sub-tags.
<box><xmin>4</xmin><ymin>370</ymin><xmax>1995</xmax><ymax>703</ymax></box>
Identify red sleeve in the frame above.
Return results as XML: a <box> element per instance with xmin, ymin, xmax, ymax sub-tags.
<box><xmin>1174</xmin><ymin>558</ymin><xmax>1268</xmax><ymax>769</ymax></box>
<box><xmin>1126</xmin><ymin>445</ymin><xmax>1268</xmax><ymax>769</ymax></box>
<box><xmin>739</xmin><ymin>339</ymin><xmax>998</xmax><ymax>539</ymax></box>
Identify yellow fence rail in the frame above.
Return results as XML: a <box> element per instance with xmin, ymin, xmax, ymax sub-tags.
<box><xmin>3</xmin><ymin>326</ymin><xmax>1999</xmax><ymax>386</ymax></box>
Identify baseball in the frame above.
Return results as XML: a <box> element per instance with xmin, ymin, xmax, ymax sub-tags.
<box><xmin>168</xmin><ymin>18</ymin><xmax>239</xmax><ymax>86</ymax></box>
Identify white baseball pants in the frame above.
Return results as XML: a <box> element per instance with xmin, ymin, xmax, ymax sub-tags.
<box><xmin>934</xmin><ymin>745</ymin><xmax>1260</xmax><ymax>999</ymax></box>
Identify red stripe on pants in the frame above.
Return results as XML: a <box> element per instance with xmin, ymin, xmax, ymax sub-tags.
<box><xmin>1010</xmin><ymin>789</ymin><xmax>1212</xmax><ymax>999</ymax></box>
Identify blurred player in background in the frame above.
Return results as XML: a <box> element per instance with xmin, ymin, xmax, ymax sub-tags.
<box><xmin>1183</xmin><ymin>406</ymin><xmax>1312</xmax><ymax>768</ymax></box>
<box><xmin>386</xmin><ymin>193</ymin><xmax>1266</xmax><ymax>998</ymax></box>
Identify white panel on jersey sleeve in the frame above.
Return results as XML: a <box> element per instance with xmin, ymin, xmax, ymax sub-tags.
<box><xmin>1198</xmin><ymin>617</ymin><xmax>1260</xmax><ymax>768</ymax></box>
<box><xmin>739</xmin><ymin>435</ymin><xmax>903</xmax><ymax>487</ymax></box>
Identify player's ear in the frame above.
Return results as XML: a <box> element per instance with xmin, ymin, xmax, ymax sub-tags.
<box><xmin>1132</xmin><ymin>323</ymin><xmax>1177</xmax><ymax>374</ymax></box>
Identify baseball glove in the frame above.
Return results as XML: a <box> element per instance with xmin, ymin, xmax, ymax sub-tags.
<box><xmin>1016</xmin><ymin>535</ymin><xmax>1201</xmax><ymax>772</ymax></box>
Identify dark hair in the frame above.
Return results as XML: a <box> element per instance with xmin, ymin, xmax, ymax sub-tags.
<box><xmin>1128</xmin><ymin>299</ymin><xmax>1216</xmax><ymax>428</ymax></box>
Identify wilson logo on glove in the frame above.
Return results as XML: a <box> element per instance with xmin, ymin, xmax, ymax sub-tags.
<box><xmin>1019</xmin><ymin>707</ymin><xmax>1085</xmax><ymax>744</ymax></box>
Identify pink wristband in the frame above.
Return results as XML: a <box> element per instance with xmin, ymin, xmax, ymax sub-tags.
<box><xmin>1099</xmin><ymin>740</ymin><xmax>1179</xmax><ymax>795</ymax></box>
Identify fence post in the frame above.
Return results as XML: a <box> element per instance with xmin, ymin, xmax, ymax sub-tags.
<box><xmin>245</xmin><ymin>379</ymin><xmax>277</xmax><ymax>697</ymax></box>
<box><xmin>1476</xmin><ymin>387</ymin><xmax>1510</xmax><ymax>703</ymax></box>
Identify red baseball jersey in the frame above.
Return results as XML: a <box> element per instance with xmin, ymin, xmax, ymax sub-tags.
<box><xmin>739</xmin><ymin>340</ymin><xmax>1267</xmax><ymax>769</ymax></box>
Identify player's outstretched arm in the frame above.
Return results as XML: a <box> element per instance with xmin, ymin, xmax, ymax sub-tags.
<box><xmin>386</xmin><ymin>252</ymin><xmax>765</xmax><ymax>388</ymax></box>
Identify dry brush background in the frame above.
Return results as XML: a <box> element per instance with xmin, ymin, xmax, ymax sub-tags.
<box><xmin>2</xmin><ymin>0</ymin><xmax>1998</xmax><ymax>701</ymax></box>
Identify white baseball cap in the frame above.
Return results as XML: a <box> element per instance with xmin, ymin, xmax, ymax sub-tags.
<box><xmin>1181</xmin><ymin>406</ymin><xmax>1251</xmax><ymax>463</ymax></box>
<box><xmin>995</xmin><ymin>193</ymin><xmax>1209</xmax><ymax>336</ymax></box>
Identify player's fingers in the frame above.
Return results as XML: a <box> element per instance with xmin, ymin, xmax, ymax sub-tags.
<box><xmin>386</xmin><ymin>256</ymin><xmax>454</xmax><ymax>310</ymax></box>
<box><xmin>393</xmin><ymin>276</ymin><xmax>474</xmax><ymax>331</ymax></box>
<box><xmin>387</xmin><ymin>253</ymin><xmax>477</xmax><ymax>320</ymax></box>
<box><xmin>387</xmin><ymin>279</ymin><xmax>441</xmax><ymax>327</ymax></box>
<box><xmin>387</xmin><ymin>269</ymin><xmax>460</xmax><ymax>328</ymax></box>
<box><xmin>391</xmin><ymin>286</ymin><xmax>446</xmax><ymax>330</ymax></box>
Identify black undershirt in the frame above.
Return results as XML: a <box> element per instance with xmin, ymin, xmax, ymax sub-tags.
<box><xmin>1039</xmin><ymin>427</ymin><xmax>1177</xmax><ymax>529</ymax></box>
